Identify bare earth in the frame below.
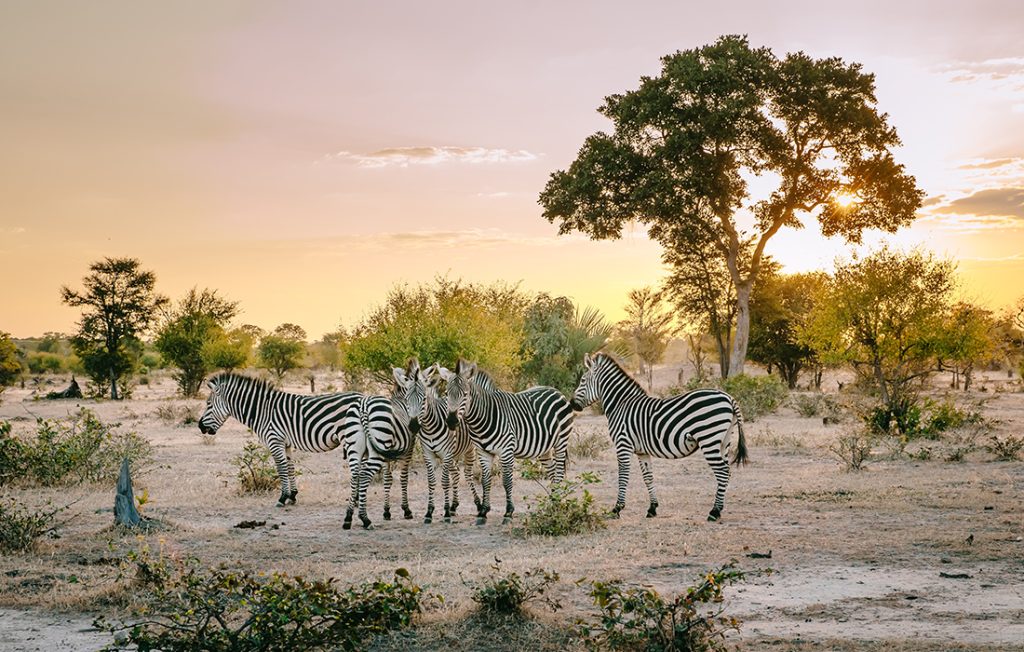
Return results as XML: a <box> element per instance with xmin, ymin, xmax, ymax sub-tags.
<box><xmin>1</xmin><ymin>370</ymin><xmax>1022</xmax><ymax>651</ymax></box>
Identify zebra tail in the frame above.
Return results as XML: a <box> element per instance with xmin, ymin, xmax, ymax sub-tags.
<box><xmin>732</xmin><ymin>404</ymin><xmax>750</xmax><ymax>466</ymax></box>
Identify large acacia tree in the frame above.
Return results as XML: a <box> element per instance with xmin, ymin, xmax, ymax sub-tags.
<box><xmin>61</xmin><ymin>257</ymin><xmax>167</xmax><ymax>399</ymax></box>
<box><xmin>540</xmin><ymin>35</ymin><xmax>923</xmax><ymax>375</ymax></box>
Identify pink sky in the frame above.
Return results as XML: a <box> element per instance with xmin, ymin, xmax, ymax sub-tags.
<box><xmin>3</xmin><ymin>1</ymin><xmax>1024</xmax><ymax>338</ymax></box>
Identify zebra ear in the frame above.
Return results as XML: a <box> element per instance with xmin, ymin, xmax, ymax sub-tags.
<box><xmin>408</xmin><ymin>357</ymin><xmax>420</xmax><ymax>375</ymax></box>
<box><xmin>392</xmin><ymin>367</ymin><xmax>407</xmax><ymax>385</ymax></box>
<box><xmin>583</xmin><ymin>353</ymin><xmax>593</xmax><ymax>369</ymax></box>
<box><xmin>466</xmin><ymin>362</ymin><xmax>478</xmax><ymax>379</ymax></box>
<box><xmin>438</xmin><ymin>366</ymin><xmax>453</xmax><ymax>382</ymax></box>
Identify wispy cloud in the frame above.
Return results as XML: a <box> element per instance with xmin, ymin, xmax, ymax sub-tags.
<box><xmin>1</xmin><ymin>227</ymin><xmax>26</xmax><ymax>235</ymax></box>
<box><xmin>260</xmin><ymin>229</ymin><xmax>588</xmax><ymax>257</ymax></box>
<box><xmin>322</xmin><ymin>146</ymin><xmax>539</xmax><ymax>168</ymax></box>
<box><xmin>940</xmin><ymin>58</ymin><xmax>1024</xmax><ymax>112</ymax></box>
<box><xmin>934</xmin><ymin>187</ymin><xmax>1024</xmax><ymax>220</ymax></box>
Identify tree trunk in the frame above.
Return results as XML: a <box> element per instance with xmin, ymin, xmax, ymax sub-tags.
<box><xmin>728</xmin><ymin>282</ymin><xmax>752</xmax><ymax>377</ymax></box>
<box><xmin>110</xmin><ymin>368</ymin><xmax>119</xmax><ymax>401</ymax></box>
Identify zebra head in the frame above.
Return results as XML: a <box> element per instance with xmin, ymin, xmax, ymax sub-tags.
<box><xmin>570</xmin><ymin>353</ymin><xmax>600</xmax><ymax>411</ymax></box>
<box><xmin>392</xmin><ymin>359</ymin><xmax>423</xmax><ymax>434</ymax></box>
<box><xmin>198</xmin><ymin>375</ymin><xmax>231</xmax><ymax>435</ymax></box>
<box><xmin>441</xmin><ymin>359</ymin><xmax>475</xmax><ymax>430</ymax></box>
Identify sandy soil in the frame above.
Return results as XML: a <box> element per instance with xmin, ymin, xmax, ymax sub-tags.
<box><xmin>1</xmin><ymin>369</ymin><xmax>1022</xmax><ymax>651</ymax></box>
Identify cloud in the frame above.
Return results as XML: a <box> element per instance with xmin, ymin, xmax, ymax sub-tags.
<box><xmin>935</xmin><ymin>187</ymin><xmax>1024</xmax><ymax>219</ymax></box>
<box><xmin>1</xmin><ymin>227</ymin><xmax>26</xmax><ymax>235</ymax></box>
<box><xmin>941</xmin><ymin>58</ymin><xmax>1024</xmax><ymax>112</ymax></box>
<box><xmin>262</xmin><ymin>229</ymin><xmax>588</xmax><ymax>258</ymax></box>
<box><xmin>958</xmin><ymin>158</ymin><xmax>1018</xmax><ymax>170</ymax></box>
<box><xmin>323</xmin><ymin>146</ymin><xmax>539</xmax><ymax>168</ymax></box>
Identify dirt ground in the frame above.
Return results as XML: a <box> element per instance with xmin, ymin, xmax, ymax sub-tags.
<box><xmin>1</xmin><ymin>368</ymin><xmax>1022</xmax><ymax>651</ymax></box>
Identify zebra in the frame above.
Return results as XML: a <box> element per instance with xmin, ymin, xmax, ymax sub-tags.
<box><xmin>442</xmin><ymin>359</ymin><xmax>573</xmax><ymax>525</ymax></box>
<box><xmin>198</xmin><ymin>372</ymin><xmax>360</xmax><ymax>507</ymax></box>
<box><xmin>340</xmin><ymin>365</ymin><xmax>417</xmax><ymax>530</ymax></box>
<box><xmin>397</xmin><ymin>361</ymin><xmax>480</xmax><ymax>524</ymax></box>
<box><xmin>569</xmin><ymin>352</ymin><xmax>748</xmax><ymax>522</ymax></box>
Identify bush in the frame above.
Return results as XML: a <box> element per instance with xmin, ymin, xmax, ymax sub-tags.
<box><xmin>26</xmin><ymin>352</ymin><xmax>65</xmax><ymax>374</ymax></box>
<box><xmin>987</xmin><ymin>434</ymin><xmax>1024</xmax><ymax>461</ymax></box>
<box><xmin>0</xmin><ymin>421</ymin><xmax>29</xmax><ymax>486</ymax></box>
<box><xmin>687</xmin><ymin>374</ymin><xmax>787</xmax><ymax>421</ymax></box>
<box><xmin>234</xmin><ymin>437</ymin><xmax>280</xmax><ymax>493</ymax></box>
<box><xmin>0</xmin><ymin>497</ymin><xmax>67</xmax><ymax>554</ymax></box>
<box><xmin>154</xmin><ymin>403</ymin><xmax>200</xmax><ymax>426</ymax></box>
<box><xmin>830</xmin><ymin>430</ymin><xmax>872</xmax><ymax>471</ymax></box>
<box><xmin>577</xmin><ymin>562</ymin><xmax>749</xmax><ymax>652</ymax></box>
<box><xmin>98</xmin><ymin>548</ymin><xmax>425</xmax><ymax>651</ymax></box>
<box><xmin>467</xmin><ymin>559</ymin><xmax>561</xmax><ymax>617</ymax></box>
<box><xmin>791</xmin><ymin>392</ymin><xmax>841</xmax><ymax>421</ymax></box>
<box><xmin>866</xmin><ymin>397</ymin><xmax>984</xmax><ymax>441</ymax></box>
<box><xmin>570</xmin><ymin>428</ymin><xmax>610</xmax><ymax>459</ymax></box>
<box><xmin>515</xmin><ymin>472</ymin><xmax>607</xmax><ymax>537</ymax></box>
<box><xmin>2</xmin><ymin>410</ymin><xmax>153</xmax><ymax>486</ymax></box>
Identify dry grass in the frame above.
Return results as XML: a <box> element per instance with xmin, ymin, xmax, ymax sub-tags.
<box><xmin>1</xmin><ymin>369</ymin><xmax>1022</xmax><ymax>650</ymax></box>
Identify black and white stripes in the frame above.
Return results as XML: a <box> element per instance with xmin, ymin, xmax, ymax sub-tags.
<box><xmin>570</xmin><ymin>353</ymin><xmax>748</xmax><ymax>521</ymax></box>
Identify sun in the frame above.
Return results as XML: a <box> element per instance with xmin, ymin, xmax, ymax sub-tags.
<box><xmin>833</xmin><ymin>191</ymin><xmax>861</xmax><ymax>208</ymax></box>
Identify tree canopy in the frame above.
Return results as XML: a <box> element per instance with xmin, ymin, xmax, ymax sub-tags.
<box><xmin>0</xmin><ymin>332</ymin><xmax>23</xmax><ymax>392</ymax></box>
<box><xmin>61</xmin><ymin>257</ymin><xmax>167</xmax><ymax>399</ymax></box>
<box><xmin>540</xmin><ymin>35</ymin><xmax>923</xmax><ymax>376</ymax></box>
<box><xmin>155</xmin><ymin>288</ymin><xmax>240</xmax><ymax>397</ymax></box>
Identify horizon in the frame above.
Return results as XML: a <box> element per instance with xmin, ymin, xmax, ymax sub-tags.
<box><xmin>3</xmin><ymin>1</ymin><xmax>1024</xmax><ymax>339</ymax></box>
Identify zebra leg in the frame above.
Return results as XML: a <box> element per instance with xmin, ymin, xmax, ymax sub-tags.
<box><xmin>500</xmin><ymin>447</ymin><xmax>516</xmax><ymax>525</ymax></box>
<box><xmin>358</xmin><ymin>460</ymin><xmax>382</xmax><ymax>530</ymax></box>
<box><xmin>285</xmin><ymin>446</ymin><xmax>298</xmax><ymax>505</ymax></box>
<box><xmin>702</xmin><ymin>444</ymin><xmax>731</xmax><ymax>522</ymax></box>
<box><xmin>439</xmin><ymin>453</ymin><xmax>453</xmax><ymax>523</ymax></box>
<box><xmin>637</xmin><ymin>454</ymin><xmax>659</xmax><ymax>517</ymax></box>
<box><xmin>343</xmin><ymin>456</ymin><xmax>360</xmax><ymax>531</ymax></box>
<box><xmin>423</xmin><ymin>449</ymin><xmax>438</xmax><ymax>524</ymax></box>
<box><xmin>400</xmin><ymin>455</ymin><xmax>412</xmax><ymax>520</ymax></box>
<box><xmin>462</xmin><ymin>451</ymin><xmax>482</xmax><ymax>511</ymax></box>
<box><xmin>382</xmin><ymin>463</ymin><xmax>393</xmax><ymax>520</ymax></box>
<box><xmin>268</xmin><ymin>441</ymin><xmax>292</xmax><ymax>507</ymax></box>
<box><xmin>476</xmin><ymin>452</ymin><xmax>495</xmax><ymax>525</ymax></box>
<box><xmin>612</xmin><ymin>442</ymin><xmax>632</xmax><ymax>517</ymax></box>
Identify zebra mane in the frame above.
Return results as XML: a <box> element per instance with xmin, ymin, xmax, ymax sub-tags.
<box><xmin>594</xmin><ymin>353</ymin><xmax>647</xmax><ymax>394</ymax></box>
<box><xmin>469</xmin><ymin>366</ymin><xmax>497</xmax><ymax>392</ymax></box>
<box><xmin>209</xmin><ymin>371</ymin><xmax>278</xmax><ymax>394</ymax></box>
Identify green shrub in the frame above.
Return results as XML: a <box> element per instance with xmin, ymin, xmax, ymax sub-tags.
<box><xmin>866</xmin><ymin>397</ymin><xmax>984</xmax><ymax>441</ymax></box>
<box><xmin>234</xmin><ymin>437</ymin><xmax>280</xmax><ymax>493</ymax></box>
<box><xmin>791</xmin><ymin>392</ymin><xmax>841</xmax><ymax>421</ymax></box>
<box><xmin>0</xmin><ymin>498</ymin><xmax>67</xmax><ymax>554</ymax></box>
<box><xmin>4</xmin><ymin>410</ymin><xmax>153</xmax><ymax>486</ymax></box>
<box><xmin>98</xmin><ymin>548</ymin><xmax>425</xmax><ymax>652</ymax></box>
<box><xmin>577</xmin><ymin>562</ymin><xmax>749</xmax><ymax>652</ymax></box>
<box><xmin>518</xmin><ymin>458</ymin><xmax>546</xmax><ymax>481</ymax></box>
<box><xmin>26</xmin><ymin>352</ymin><xmax>65</xmax><ymax>374</ymax></box>
<box><xmin>0</xmin><ymin>422</ymin><xmax>29</xmax><ymax>486</ymax></box>
<box><xmin>686</xmin><ymin>374</ymin><xmax>787</xmax><ymax>422</ymax></box>
<box><xmin>515</xmin><ymin>472</ymin><xmax>607</xmax><ymax>537</ymax></box>
<box><xmin>467</xmin><ymin>559</ymin><xmax>561</xmax><ymax>617</ymax></box>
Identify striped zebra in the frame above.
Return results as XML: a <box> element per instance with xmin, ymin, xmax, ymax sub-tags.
<box><xmin>339</xmin><ymin>366</ymin><xmax>417</xmax><ymax>530</ymax></box>
<box><xmin>570</xmin><ymin>353</ymin><xmax>748</xmax><ymax>522</ymax></box>
<box><xmin>442</xmin><ymin>360</ymin><xmax>573</xmax><ymax>525</ymax></box>
<box><xmin>198</xmin><ymin>373</ymin><xmax>360</xmax><ymax>507</ymax></box>
<box><xmin>398</xmin><ymin>361</ymin><xmax>480</xmax><ymax>524</ymax></box>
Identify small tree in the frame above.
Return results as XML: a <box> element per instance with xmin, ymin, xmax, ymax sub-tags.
<box><xmin>0</xmin><ymin>332</ymin><xmax>24</xmax><ymax>393</ymax></box>
<box><xmin>155</xmin><ymin>288</ymin><xmax>240</xmax><ymax>397</ymax></box>
<box><xmin>748</xmin><ymin>271</ymin><xmax>827</xmax><ymax>389</ymax></box>
<box><xmin>61</xmin><ymin>257</ymin><xmax>167</xmax><ymax>399</ymax></box>
<box><xmin>258</xmin><ymin>325</ymin><xmax>307</xmax><ymax>382</ymax></box>
<box><xmin>803</xmin><ymin>248</ymin><xmax>954</xmax><ymax>434</ymax></box>
<box><xmin>935</xmin><ymin>302</ymin><xmax>995</xmax><ymax>391</ymax></box>
<box><xmin>617</xmin><ymin>288</ymin><xmax>674</xmax><ymax>391</ymax></box>
<box><xmin>519</xmin><ymin>295</ymin><xmax>614</xmax><ymax>395</ymax></box>
<box><xmin>202</xmin><ymin>327</ymin><xmax>254</xmax><ymax>372</ymax></box>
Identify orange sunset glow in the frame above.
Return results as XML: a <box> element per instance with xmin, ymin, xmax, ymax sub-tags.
<box><xmin>3</xmin><ymin>2</ymin><xmax>1024</xmax><ymax>339</ymax></box>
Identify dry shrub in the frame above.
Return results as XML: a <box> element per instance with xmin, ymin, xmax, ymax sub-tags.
<box><xmin>987</xmin><ymin>433</ymin><xmax>1024</xmax><ymax>461</ymax></box>
<box><xmin>830</xmin><ymin>430</ymin><xmax>872</xmax><ymax>471</ymax></box>
<box><xmin>0</xmin><ymin>497</ymin><xmax>68</xmax><ymax>554</ymax></box>
<box><xmin>570</xmin><ymin>428</ymin><xmax>610</xmax><ymax>460</ymax></box>
<box><xmin>466</xmin><ymin>559</ymin><xmax>561</xmax><ymax>617</ymax></box>
<box><xmin>234</xmin><ymin>437</ymin><xmax>280</xmax><ymax>494</ymax></box>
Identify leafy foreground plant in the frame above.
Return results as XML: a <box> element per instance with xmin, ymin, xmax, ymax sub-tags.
<box><xmin>467</xmin><ymin>558</ymin><xmax>561</xmax><ymax>617</ymax></box>
<box><xmin>0</xmin><ymin>497</ymin><xmax>69</xmax><ymax>554</ymax></box>
<box><xmin>578</xmin><ymin>562</ymin><xmax>753</xmax><ymax>652</ymax></box>
<box><xmin>514</xmin><ymin>472</ymin><xmax>608</xmax><ymax>537</ymax></box>
<box><xmin>97</xmin><ymin>551</ymin><xmax>426</xmax><ymax>652</ymax></box>
<box><xmin>233</xmin><ymin>436</ymin><xmax>281</xmax><ymax>494</ymax></box>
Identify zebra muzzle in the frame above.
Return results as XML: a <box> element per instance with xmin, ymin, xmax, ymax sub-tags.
<box><xmin>409</xmin><ymin>418</ymin><xmax>421</xmax><ymax>435</ymax></box>
<box><xmin>445</xmin><ymin>412</ymin><xmax>460</xmax><ymax>430</ymax></box>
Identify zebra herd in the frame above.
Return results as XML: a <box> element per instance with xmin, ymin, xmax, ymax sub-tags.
<box><xmin>197</xmin><ymin>353</ymin><xmax>748</xmax><ymax>529</ymax></box>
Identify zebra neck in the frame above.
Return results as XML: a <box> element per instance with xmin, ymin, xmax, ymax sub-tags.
<box><xmin>225</xmin><ymin>379</ymin><xmax>276</xmax><ymax>431</ymax></box>
<box><xmin>598</xmin><ymin>363</ymin><xmax>647</xmax><ymax>415</ymax></box>
<box><xmin>420</xmin><ymin>392</ymin><xmax>447</xmax><ymax>440</ymax></box>
<box><xmin>463</xmin><ymin>383</ymin><xmax>499</xmax><ymax>431</ymax></box>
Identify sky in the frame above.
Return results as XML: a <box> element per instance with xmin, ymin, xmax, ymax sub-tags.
<box><xmin>2</xmin><ymin>1</ymin><xmax>1024</xmax><ymax>339</ymax></box>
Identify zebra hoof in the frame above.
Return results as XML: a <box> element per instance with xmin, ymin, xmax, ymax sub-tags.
<box><xmin>501</xmin><ymin>516</ymin><xmax>512</xmax><ymax>526</ymax></box>
<box><xmin>475</xmin><ymin>516</ymin><xmax>487</xmax><ymax>526</ymax></box>
<box><xmin>342</xmin><ymin>521</ymin><xmax>352</xmax><ymax>530</ymax></box>
<box><xmin>383</xmin><ymin>509</ymin><xmax>392</xmax><ymax>521</ymax></box>
<box><xmin>708</xmin><ymin>507</ymin><xmax>721</xmax><ymax>522</ymax></box>
<box><xmin>451</xmin><ymin>500</ymin><xmax>460</xmax><ymax>512</ymax></box>
<box><xmin>424</xmin><ymin>517</ymin><xmax>432</xmax><ymax>524</ymax></box>
<box><xmin>363</xmin><ymin>522</ymin><xmax>375</xmax><ymax>531</ymax></box>
<box><xmin>646</xmin><ymin>503</ymin><xmax>658</xmax><ymax>518</ymax></box>
<box><xmin>403</xmin><ymin>508</ymin><xmax>414</xmax><ymax>520</ymax></box>
<box><xmin>443</xmin><ymin>516</ymin><xmax>452</xmax><ymax>524</ymax></box>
